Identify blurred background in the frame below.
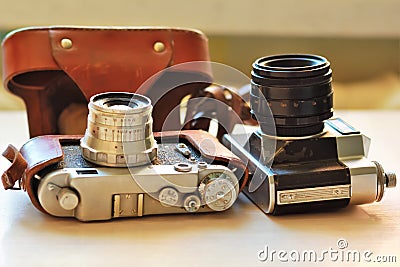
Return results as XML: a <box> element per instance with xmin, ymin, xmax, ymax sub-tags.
<box><xmin>0</xmin><ymin>0</ymin><xmax>399</xmax><ymax>110</ymax></box>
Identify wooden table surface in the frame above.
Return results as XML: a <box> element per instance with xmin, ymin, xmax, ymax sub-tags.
<box><xmin>0</xmin><ymin>110</ymin><xmax>399</xmax><ymax>267</ymax></box>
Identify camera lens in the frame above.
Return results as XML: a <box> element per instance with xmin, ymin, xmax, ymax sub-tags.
<box><xmin>81</xmin><ymin>92</ymin><xmax>157</xmax><ymax>167</ymax></box>
<box><xmin>250</xmin><ymin>54</ymin><xmax>333</xmax><ymax>137</ymax></box>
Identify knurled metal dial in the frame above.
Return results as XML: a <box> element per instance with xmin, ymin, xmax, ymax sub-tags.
<box><xmin>200</xmin><ymin>172</ymin><xmax>238</xmax><ymax>211</ymax></box>
<box><xmin>184</xmin><ymin>195</ymin><xmax>201</xmax><ymax>213</ymax></box>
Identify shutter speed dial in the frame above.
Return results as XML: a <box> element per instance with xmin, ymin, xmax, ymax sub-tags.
<box><xmin>200</xmin><ymin>172</ymin><xmax>238</xmax><ymax>211</ymax></box>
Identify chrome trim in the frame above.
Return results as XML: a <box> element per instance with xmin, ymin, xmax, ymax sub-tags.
<box><xmin>113</xmin><ymin>195</ymin><xmax>121</xmax><ymax>218</ymax></box>
<box><xmin>277</xmin><ymin>185</ymin><xmax>350</xmax><ymax>205</ymax></box>
<box><xmin>138</xmin><ymin>194</ymin><xmax>144</xmax><ymax>217</ymax></box>
<box><xmin>267</xmin><ymin>175</ymin><xmax>275</xmax><ymax>213</ymax></box>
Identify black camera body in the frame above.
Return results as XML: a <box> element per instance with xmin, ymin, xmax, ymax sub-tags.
<box><xmin>225</xmin><ymin>118</ymin><xmax>394</xmax><ymax>214</ymax></box>
<box><xmin>223</xmin><ymin>54</ymin><xmax>396</xmax><ymax>214</ymax></box>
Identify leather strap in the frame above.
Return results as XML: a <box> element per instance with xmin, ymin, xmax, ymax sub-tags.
<box><xmin>184</xmin><ymin>85</ymin><xmax>257</xmax><ymax>140</ymax></box>
<box><xmin>2</xmin><ymin>145</ymin><xmax>27</xmax><ymax>189</ymax></box>
<box><xmin>1</xmin><ymin>135</ymin><xmax>81</xmax><ymax>213</ymax></box>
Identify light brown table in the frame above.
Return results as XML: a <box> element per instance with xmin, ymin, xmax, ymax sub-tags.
<box><xmin>0</xmin><ymin>110</ymin><xmax>399</xmax><ymax>267</ymax></box>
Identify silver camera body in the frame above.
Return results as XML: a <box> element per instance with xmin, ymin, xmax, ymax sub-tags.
<box><xmin>37</xmin><ymin>160</ymin><xmax>238</xmax><ymax>221</ymax></box>
<box><xmin>35</xmin><ymin>92</ymin><xmax>240</xmax><ymax>221</ymax></box>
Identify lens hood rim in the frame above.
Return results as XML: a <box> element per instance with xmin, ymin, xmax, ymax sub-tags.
<box><xmin>252</xmin><ymin>54</ymin><xmax>331</xmax><ymax>80</ymax></box>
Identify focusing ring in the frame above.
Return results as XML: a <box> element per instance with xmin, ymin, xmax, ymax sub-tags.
<box><xmin>251</xmin><ymin>92</ymin><xmax>333</xmax><ymax>117</ymax></box>
<box><xmin>251</xmin><ymin>54</ymin><xmax>333</xmax><ymax>137</ymax></box>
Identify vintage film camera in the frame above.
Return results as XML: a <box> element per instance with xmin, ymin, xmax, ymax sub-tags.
<box><xmin>223</xmin><ymin>54</ymin><xmax>397</xmax><ymax>214</ymax></box>
<box><xmin>3</xmin><ymin>92</ymin><xmax>247</xmax><ymax>221</ymax></box>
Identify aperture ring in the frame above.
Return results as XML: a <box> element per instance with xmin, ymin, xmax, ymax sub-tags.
<box><xmin>251</xmin><ymin>80</ymin><xmax>332</xmax><ymax>100</ymax></box>
<box><xmin>86</xmin><ymin>120</ymin><xmax>153</xmax><ymax>142</ymax></box>
<box><xmin>88</xmin><ymin>109</ymin><xmax>152</xmax><ymax>127</ymax></box>
<box><xmin>251</xmin><ymin>92</ymin><xmax>333</xmax><ymax>117</ymax></box>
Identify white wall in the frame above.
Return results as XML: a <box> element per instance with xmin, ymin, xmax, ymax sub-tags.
<box><xmin>1</xmin><ymin>0</ymin><xmax>399</xmax><ymax>37</ymax></box>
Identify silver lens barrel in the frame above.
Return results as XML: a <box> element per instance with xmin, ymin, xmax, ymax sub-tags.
<box><xmin>81</xmin><ymin>92</ymin><xmax>157</xmax><ymax>167</ymax></box>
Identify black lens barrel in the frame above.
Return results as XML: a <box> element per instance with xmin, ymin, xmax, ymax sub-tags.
<box><xmin>251</xmin><ymin>54</ymin><xmax>333</xmax><ymax>137</ymax></box>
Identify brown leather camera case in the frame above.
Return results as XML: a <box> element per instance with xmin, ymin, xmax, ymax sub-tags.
<box><xmin>2</xmin><ymin>26</ymin><xmax>212</xmax><ymax>137</ymax></box>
